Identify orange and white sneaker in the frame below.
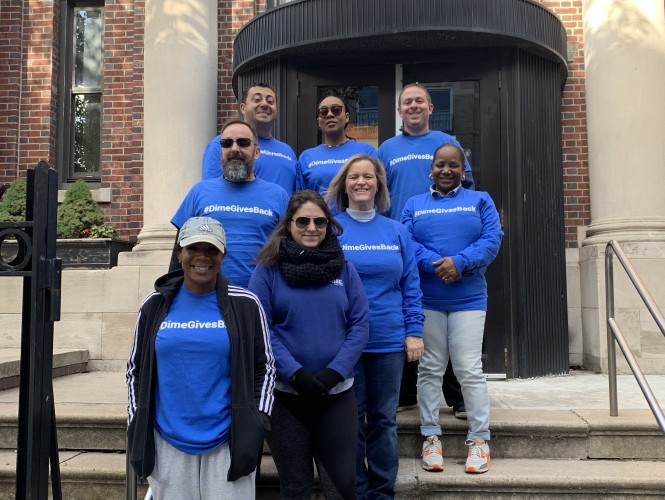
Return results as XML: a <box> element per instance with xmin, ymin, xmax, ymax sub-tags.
<box><xmin>465</xmin><ymin>438</ymin><xmax>490</xmax><ymax>473</ymax></box>
<box><xmin>421</xmin><ymin>435</ymin><xmax>444</xmax><ymax>471</ymax></box>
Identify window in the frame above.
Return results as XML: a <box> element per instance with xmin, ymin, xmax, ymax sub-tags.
<box><xmin>266</xmin><ymin>0</ymin><xmax>297</xmax><ymax>8</ymax></box>
<box><xmin>58</xmin><ymin>2</ymin><xmax>104</xmax><ymax>183</ymax></box>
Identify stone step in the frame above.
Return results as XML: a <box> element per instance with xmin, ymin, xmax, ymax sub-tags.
<box><xmin>0</xmin><ymin>348</ymin><xmax>88</xmax><ymax>391</ymax></box>
<box><xmin>1</xmin><ymin>451</ymin><xmax>664</xmax><ymax>500</ymax></box>
<box><xmin>2</xmin><ymin>405</ymin><xmax>662</xmax><ymax>462</ymax></box>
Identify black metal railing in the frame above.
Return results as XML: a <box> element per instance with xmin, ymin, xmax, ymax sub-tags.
<box><xmin>605</xmin><ymin>240</ymin><xmax>665</xmax><ymax>434</ymax></box>
<box><xmin>0</xmin><ymin>162</ymin><xmax>63</xmax><ymax>499</ymax></box>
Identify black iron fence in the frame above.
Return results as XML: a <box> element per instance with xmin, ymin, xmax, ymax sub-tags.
<box><xmin>0</xmin><ymin>162</ymin><xmax>62</xmax><ymax>499</ymax></box>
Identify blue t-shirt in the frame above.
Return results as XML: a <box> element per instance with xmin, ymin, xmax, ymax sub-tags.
<box><xmin>378</xmin><ymin>131</ymin><xmax>474</xmax><ymax>220</ymax></box>
<box><xmin>154</xmin><ymin>286</ymin><xmax>231</xmax><ymax>454</ymax></box>
<box><xmin>402</xmin><ymin>188</ymin><xmax>503</xmax><ymax>312</ymax></box>
<box><xmin>248</xmin><ymin>261</ymin><xmax>369</xmax><ymax>393</ymax></box>
<box><xmin>172</xmin><ymin>177</ymin><xmax>289</xmax><ymax>288</ymax></box>
<box><xmin>296</xmin><ymin>140</ymin><xmax>377</xmax><ymax>195</ymax></box>
<box><xmin>202</xmin><ymin>135</ymin><xmax>297</xmax><ymax>194</ymax></box>
<box><xmin>336</xmin><ymin>211</ymin><xmax>424</xmax><ymax>352</ymax></box>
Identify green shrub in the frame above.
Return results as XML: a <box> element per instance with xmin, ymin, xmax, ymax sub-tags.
<box><xmin>85</xmin><ymin>223</ymin><xmax>118</xmax><ymax>239</ymax></box>
<box><xmin>57</xmin><ymin>180</ymin><xmax>105</xmax><ymax>238</ymax></box>
<box><xmin>0</xmin><ymin>178</ymin><xmax>27</xmax><ymax>222</ymax></box>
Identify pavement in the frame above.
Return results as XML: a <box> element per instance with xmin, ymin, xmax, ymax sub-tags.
<box><xmin>0</xmin><ymin>368</ymin><xmax>663</xmax><ymax>415</ymax></box>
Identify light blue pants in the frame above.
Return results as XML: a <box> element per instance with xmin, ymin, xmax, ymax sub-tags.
<box><xmin>148</xmin><ymin>430</ymin><xmax>255</xmax><ymax>499</ymax></box>
<box><xmin>417</xmin><ymin>309</ymin><xmax>491</xmax><ymax>442</ymax></box>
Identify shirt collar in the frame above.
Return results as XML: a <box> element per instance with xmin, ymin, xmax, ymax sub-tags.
<box><xmin>430</xmin><ymin>183</ymin><xmax>462</xmax><ymax>198</ymax></box>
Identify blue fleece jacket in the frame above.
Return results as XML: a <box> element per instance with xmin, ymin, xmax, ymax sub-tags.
<box><xmin>336</xmin><ymin>211</ymin><xmax>424</xmax><ymax>352</ymax></box>
<box><xmin>248</xmin><ymin>261</ymin><xmax>369</xmax><ymax>393</ymax></box>
<box><xmin>402</xmin><ymin>187</ymin><xmax>503</xmax><ymax>311</ymax></box>
<box><xmin>296</xmin><ymin>141</ymin><xmax>377</xmax><ymax>195</ymax></box>
<box><xmin>378</xmin><ymin>130</ymin><xmax>474</xmax><ymax>220</ymax></box>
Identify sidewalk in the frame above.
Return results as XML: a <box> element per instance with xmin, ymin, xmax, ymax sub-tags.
<box><xmin>0</xmin><ymin>368</ymin><xmax>663</xmax><ymax>414</ymax></box>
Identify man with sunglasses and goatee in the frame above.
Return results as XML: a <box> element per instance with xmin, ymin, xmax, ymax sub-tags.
<box><xmin>170</xmin><ymin>119</ymin><xmax>289</xmax><ymax>288</ymax></box>
<box><xmin>202</xmin><ymin>83</ymin><xmax>298</xmax><ymax>194</ymax></box>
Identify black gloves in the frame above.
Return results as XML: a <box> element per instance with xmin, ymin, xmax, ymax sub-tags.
<box><xmin>289</xmin><ymin>368</ymin><xmax>328</xmax><ymax>397</ymax></box>
<box><xmin>289</xmin><ymin>367</ymin><xmax>344</xmax><ymax>397</ymax></box>
<box><xmin>315</xmin><ymin>368</ymin><xmax>344</xmax><ymax>391</ymax></box>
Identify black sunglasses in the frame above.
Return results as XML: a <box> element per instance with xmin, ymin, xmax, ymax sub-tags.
<box><xmin>220</xmin><ymin>138</ymin><xmax>254</xmax><ymax>148</ymax></box>
<box><xmin>292</xmin><ymin>216</ymin><xmax>329</xmax><ymax>229</ymax></box>
<box><xmin>316</xmin><ymin>105</ymin><xmax>344</xmax><ymax>118</ymax></box>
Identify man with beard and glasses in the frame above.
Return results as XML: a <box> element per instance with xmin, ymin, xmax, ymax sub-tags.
<box><xmin>202</xmin><ymin>83</ymin><xmax>297</xmax><ymax>194</ymax></box>
<box><xmin>170</xmin><ymin>119</ymin><xmax>289</xmax><ymax>288</ymax></box>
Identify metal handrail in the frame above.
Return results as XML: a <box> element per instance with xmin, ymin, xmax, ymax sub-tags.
<box><xmin>605</xmin><ymin>240</ymin><xmax>665</xmax><ymax>434</ymax></box>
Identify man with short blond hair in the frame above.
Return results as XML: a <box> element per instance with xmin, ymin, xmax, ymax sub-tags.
<box><xmin>379</xmin><ymin>83</ymin><xmax>474</xmax><ymax>220</ymax></box>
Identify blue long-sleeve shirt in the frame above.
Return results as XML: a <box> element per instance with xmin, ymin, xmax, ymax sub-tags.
<box><xmin>248</xmin><ymin>261</ymin><xmax>369</xmax><ymax>394</ymax></box>
<box><xmin>296</xmin><ymin>141</ymin><xmax>377</xmax><ymax>195</ymax></box>
<box><xmin>402</xmin><ymin>187</ymin><xmax>503</xmax><ymax>311</ymax></box>
<box><xmin>171</xmin><ymin>177</ymin><xmax>289</xmax><ymax>288</ymax></box>
<box><xmin>378</xmin><ymin>130</ymin><xmax>474</xmax><ymax>220</ymax></box>
<box><xmin>336</xmin><ymin>211</ymin><xmax>424</xmax><ymax>352</ymax></box>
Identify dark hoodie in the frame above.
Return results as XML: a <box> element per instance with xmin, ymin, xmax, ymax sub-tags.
<box><xmin>126</xmin><ymin>270</ymin><xmax>275</xmax><ymax>481</ymax></box>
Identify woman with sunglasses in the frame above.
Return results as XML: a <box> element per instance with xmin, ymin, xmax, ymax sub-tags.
<box><xmin>297</xmin><ymin>94</ymin><xmax>377</xmax><ymax>196</ymax></box>
<box><xmin>249</xmin><ymin>189</ymin><xmax>369</xmax><ymax>499</ymax></box>
<box><xmin>327</xmin><ymin>155</ymin><xmax>424</xmax><ymax>499</ymax></box>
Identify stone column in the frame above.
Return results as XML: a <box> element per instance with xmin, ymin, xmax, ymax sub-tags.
<box><xmin>580</xmin><ymin>0</ymin><xmax>665</xmax><ymax>372</ymax></box>
<box><xmin>123</xmin><ymin>0</ymin><xmax>218</xmax><ymax>264</ymax></box>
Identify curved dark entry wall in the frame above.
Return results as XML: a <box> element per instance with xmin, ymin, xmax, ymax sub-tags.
<box><xmin>233</xmin><ymin>0</ymin><xmax>569</xmax><ymax>378</ymax></box>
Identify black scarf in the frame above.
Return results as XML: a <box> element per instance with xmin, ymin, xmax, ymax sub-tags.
<box><xmin>278</xmin><ymin>235</ymin><xmax>345</xmax><ymax>287</ymax></box>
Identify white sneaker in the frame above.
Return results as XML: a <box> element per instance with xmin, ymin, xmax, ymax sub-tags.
<box><xmin>421</xmin><ymin>435</ymin><xmax>444</xmax><ymax>471</ymax></box>
<box><xmin>464</xmin><ymin>438</ymin><xmax>490</xmax><ymax>473</ymax></box>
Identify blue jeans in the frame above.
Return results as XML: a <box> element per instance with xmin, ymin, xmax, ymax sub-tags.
<box><xmin>354</xmin><ymin>351</ymin><xmax>405</xmax><ymax>500</ymax></box>
<box><xmin>418</xmin><ymin>309</ymin><xmax>490</xmax><ymax>442</ymax></box>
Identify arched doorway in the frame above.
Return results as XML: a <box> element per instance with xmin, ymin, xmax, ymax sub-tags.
<box><xmin>233</xmin><ymin>0</ymin><xmax>569</xmax><ymax>378</ymax></box>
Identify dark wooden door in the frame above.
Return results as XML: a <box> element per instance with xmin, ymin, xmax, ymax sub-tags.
<box><xmin>404</xmin><ymin>59</ymin><xmax>507</xmax><ymax>375</ymax></box>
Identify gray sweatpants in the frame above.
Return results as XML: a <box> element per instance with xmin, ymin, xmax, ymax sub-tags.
<box><xmin>148</xmin><ymin>430</ymin><xmax>255</xmax><ymax>499</ymax></box>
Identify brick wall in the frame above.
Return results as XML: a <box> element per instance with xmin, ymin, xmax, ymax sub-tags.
<box><xmin>102</xmin><ymin>0</ymin><xmax>143</xmax><ymax>236</ymax></box>
<box><xmin>0</xmin><ymin>0</ymin><xmax>23</xmax><ymax>181</ymax></box>
<box><xmin>17</xmin><ymin>0</ymin><xmax>58</xmax><ymax>177</ymax></box>
<box><xmin>542</xmin><ymin>0</ymin><xmax>590</xmax><ymax>248</ymax></box>
<box><xmin>217</xmin><ymin>0</ymin><xmax>260</xmax><ymax>130</ymax></box>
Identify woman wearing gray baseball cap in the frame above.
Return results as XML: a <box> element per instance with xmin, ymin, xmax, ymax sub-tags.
<box><xmin>126</xmin><ymin>216</ymin><xmax>275</xmax><ymax>498</ymax></box>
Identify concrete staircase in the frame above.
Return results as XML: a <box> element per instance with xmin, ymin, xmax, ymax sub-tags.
<box><xmin>0</xmin><ymin>354</ymin><xmax>663</xmax><ymax>499</ymax></box>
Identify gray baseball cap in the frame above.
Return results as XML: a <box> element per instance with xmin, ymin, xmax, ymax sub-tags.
<box><xmin>177</xmin><ymin>217</ymin><xmax>226</xmax><ymax>253</ymax></box>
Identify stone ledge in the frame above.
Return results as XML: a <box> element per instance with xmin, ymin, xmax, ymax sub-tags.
<box><xmin>2</xmin><ymin>452</ymin><xmax>664</xmax><ymax>500</ymax></box>
<box><xmin>0</xmin><ymin>348</ymin><xmax>89</xmax><ymax>388</ymax></box>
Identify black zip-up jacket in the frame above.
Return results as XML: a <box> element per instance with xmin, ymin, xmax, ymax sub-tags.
<box><xmin>126</xmin><ymin>270</ymin><xmax>275</xmax><ymax>481</ymax></box>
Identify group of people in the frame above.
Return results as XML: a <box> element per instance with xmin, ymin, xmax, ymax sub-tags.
<box><xmin>126</xmin><ymin>81</ymin><xmax>503</xmax><ymax>499</ymax></box>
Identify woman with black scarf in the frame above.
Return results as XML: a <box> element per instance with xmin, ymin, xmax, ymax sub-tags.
<box><xmin>249</xmin><ymin>189</ymin><xmax>369</xmax><ymax>499</ymax></box>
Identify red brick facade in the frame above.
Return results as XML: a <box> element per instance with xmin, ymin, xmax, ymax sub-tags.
<box><xmin>102</xmin><ymin>0</ymin><xmax>143</xmax><ymax>234</ymax></box>
<box><xmin>0</xmin><ymin>0</ymin><xmax>58</xmax><ymax>180</ymax></box>
<box><xmin>542</xmin><ymin>0</ymin><xmax>591</xmax><ymax>246</ymax></box>
<box><xmin>0</xmin><ymin>0</ymin><xmax>23</xmax><ymax>181</ymax></box>
<box><xmin>1</xmin><ymin>0</ymin><xmax>589</xmax><ymax>246</ymax></box>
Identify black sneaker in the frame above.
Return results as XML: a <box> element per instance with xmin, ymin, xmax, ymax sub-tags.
<box><xmin>454</xmin><ymin>406</ymin><xmax>467</xmax><ymax>419</ymax></box>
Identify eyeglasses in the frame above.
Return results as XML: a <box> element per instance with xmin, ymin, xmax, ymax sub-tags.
<box><xmin>316</xmin><ymin>105</ymin><xmax>344</xmax><ymax>118</ymax></box>
<box><xmin>292</xmin><ymin>216</ymin><xmax>329</xmax><ymax>229</ymax></box>
<box><xmin>220</xmin><ymin>138</ymin><xmax>254</xmax><ymax>148</ymax></box>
